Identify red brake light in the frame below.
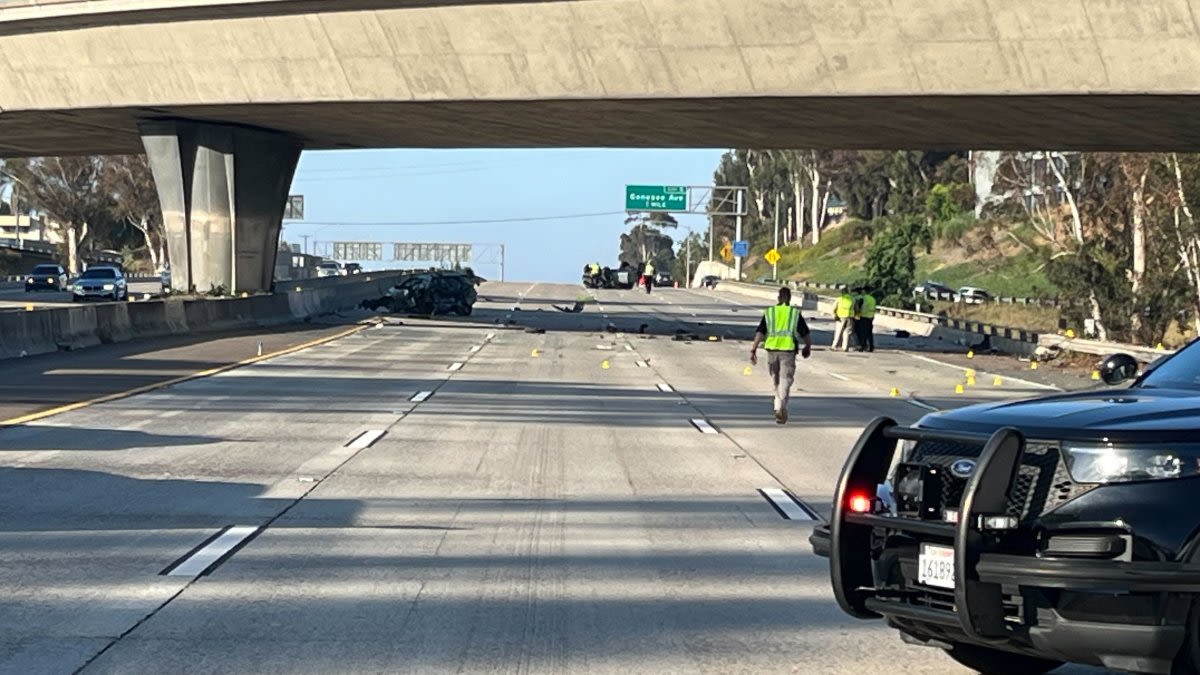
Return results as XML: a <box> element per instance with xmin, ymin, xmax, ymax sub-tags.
<box><xmin>848</xmin><ymin>493</ymin><xmax>872</xmax><ymax>513</ymax></box>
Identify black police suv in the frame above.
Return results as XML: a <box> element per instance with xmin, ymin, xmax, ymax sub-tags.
<box><xmin>810</xmin><ymin>347</ymin><xmax>1200</xmax><ymax>674</ymax></box>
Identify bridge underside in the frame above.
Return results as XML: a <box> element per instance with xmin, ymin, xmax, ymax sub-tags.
<box><xmin>4</xmin><ymin>95</ymin><xmax>1200</xmax><ymax>156</ymax></box>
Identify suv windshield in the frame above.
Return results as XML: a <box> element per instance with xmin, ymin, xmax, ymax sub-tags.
<box><xmin>1139</xmin><ymin>341</ymin><xmax>1200</xmax><ymax>390</ymax></box>
<box><xmin>80</xmin><ymin>268</ymin><xmax>117</xmax><ymax>279</ymax></box>
<box><xmin>32</xmin><ymin>265</ymin><xmax>60</xmax><ymax>274</ymax></box>
<box><xmin>319</xmin><ymin>263</ymin><xmax>339</xmax><ymax>269</ymax></box>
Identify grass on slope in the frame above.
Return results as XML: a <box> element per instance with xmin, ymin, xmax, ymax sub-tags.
<box><xmin>760</xmin><ymin>218</ymin><xmax>1057</xmax><ymax>299</ymax></box>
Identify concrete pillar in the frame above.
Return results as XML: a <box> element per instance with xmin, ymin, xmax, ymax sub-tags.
<box><xmin>139</xmin><ymin>120</ymin><xmax>301</xmax><ymax>294</ymax></box>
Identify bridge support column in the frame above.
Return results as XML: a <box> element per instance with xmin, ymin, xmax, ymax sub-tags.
<box><xmin>139</xmin><ymin>121</ymin><xmax>301</xmax><ymax>294</ymax></box>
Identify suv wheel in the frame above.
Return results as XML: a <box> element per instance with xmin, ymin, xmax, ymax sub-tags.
<box><xmin>945</xmin><ymin>643</ymin><xmax>1062</xmax><ymax>675</ymax></box>
<box><xmin>1173</xmin><ymin>597</ymin><xmax>1200</xmax><ymax>675</ymax></box>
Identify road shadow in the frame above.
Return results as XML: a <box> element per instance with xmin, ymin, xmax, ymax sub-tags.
<box><xmin>0</xmin><ymin>426</ymin><xmax>224</xmax><ymax>452</ymax></box>
<box><xmin>0</xmin><ymin>467</ymin><xmax>362</xmax><ymax>533</ymax></box>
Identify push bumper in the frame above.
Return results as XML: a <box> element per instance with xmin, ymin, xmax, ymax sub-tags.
<box><xmin>819</xmin><ymin>418</ymin><xmax>1193</xmax><ymax>673</ymax></box>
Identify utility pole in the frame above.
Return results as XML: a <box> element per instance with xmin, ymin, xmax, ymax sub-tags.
<box><xmin>684</xmin><ymin>227</ymin><xmax>691</xmax><ymax>288</ymax></box>
<box><xmin>301</xmin><ymin>235</ymin><xmax>310</xmax><ymax>255</ymax></box>
<box><xmin>734</xmin><ymin>189</ymin><xmax>744</xmax><ymax>281</ymax></box>
<box><xmin>500</xmin><ymin>244</ymin><xmax>506</xmax><ymax>282</ymax></box>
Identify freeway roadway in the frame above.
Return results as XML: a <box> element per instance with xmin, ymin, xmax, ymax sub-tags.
<box><xmin>0</xmin><ymin>280</ymin><xmax>164</xmax><ymax>310</ymax></box>
<box><xmin>0</xmin><ymin>282</ymin><xmax>1113</xmax><ymax>674</ymax></box>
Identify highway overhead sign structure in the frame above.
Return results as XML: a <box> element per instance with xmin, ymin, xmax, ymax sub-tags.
<box><xmin>283</xmin><ymin>195</ymin><xmax>304</xmax><ymax>220</ymax></box>
<box><xmin>765</xmin><ymin>248</ymin><xmax>781</xmax><ymax>265</ymax></box>
<box><xmin>332</xmin><ymin>242</ymin><xmax>384</xmax><ymax>261</ymax></box>
<box><xmin>394</xmin><ymin>243</ymin><xmax>473</xmax><ymax>266</ymax></box>
<box><xmin>625</xmin><ymin>185</ymin><xmax>687</xmax><ymax>212</ymax></box>
<box><xmin>733</xmin><ymin>240</ymin><xmax>750</xmax><ymax>258</ymax></box>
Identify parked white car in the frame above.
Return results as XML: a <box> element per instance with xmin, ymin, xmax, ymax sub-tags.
<box><xmin>316</xmin><ymin>261</ymin><xmax>344</xmax><ymax>278</ymax></box>
<box><xmin>957</xmin><ymin>286</ymin><xmax>991</xmax><ymax>304</ymax></box>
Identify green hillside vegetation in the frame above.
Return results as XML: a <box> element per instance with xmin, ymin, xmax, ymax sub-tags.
<box><xmin>629</xmin><ymin>148</ymin><xmax>1200</xmax><ymax>345</ymax></box>
<box><xmin>754</xmin><ymin>217</ymin><xmax>1058</xmax><ymax>300</ymax></box>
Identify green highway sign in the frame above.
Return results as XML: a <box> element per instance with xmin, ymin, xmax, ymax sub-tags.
<box><xmin>625</xmin><ymin>185</ymin><xmax>687</xmax><ymax>212</ymax></box>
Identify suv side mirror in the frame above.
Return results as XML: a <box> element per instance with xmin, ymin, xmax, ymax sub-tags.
<box><xmin>1099</xmin><ymin>353</ymin><xmax>1140</xmax><ymax>385</ymax></box>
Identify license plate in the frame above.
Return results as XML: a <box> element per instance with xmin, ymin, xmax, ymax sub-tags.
<box><xmin>918</xmin><ymin>543</ymin><xmax>956</xmax><ymax>589</ymax></box>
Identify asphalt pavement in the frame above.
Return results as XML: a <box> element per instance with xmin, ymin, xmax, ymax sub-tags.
<box><xmin>0</xmin><ymin>282</ymin><xmax>1117</xmax><ymax>674</ymax></box>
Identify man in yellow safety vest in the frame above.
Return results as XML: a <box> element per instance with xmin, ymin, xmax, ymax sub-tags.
<box><xmin>854</xmin><ymin>285</ymin><xmax>877</xmax><ymax>352</ymax></box>
<box><xmin>750</xmin><ymin>287</ymin><xmax>813</xmax><ymax>424</ymax></box>
<box><xmin>833</xmin><ymin>289</ymin><xmax>856</xmax><ymax>352</ymax></box>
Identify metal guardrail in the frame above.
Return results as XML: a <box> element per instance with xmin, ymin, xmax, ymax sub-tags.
<box><xmin>744</xmin><ymin>279</ymin><xmax>1174</xmax><ymax>360</ymax></box>
<box><xmin>772</xmin><ymin>279</ymin><xmax>1073</xmax><ymax>309</ymax></box>
<box><xmin>740</xmin><ymin>280</ymin><xmax>1042</xmax><ymax>347</ymax></box>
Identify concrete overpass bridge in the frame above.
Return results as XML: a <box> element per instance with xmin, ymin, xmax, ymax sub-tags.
<box><xmin>3</xmin><ymin>0</ymin><xmax>1200</xmax><ymax>292</ymax></box>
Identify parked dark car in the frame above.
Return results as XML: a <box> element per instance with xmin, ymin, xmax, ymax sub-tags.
<box><xmin>811</xmin><ymin>346</ymin><xmax>1200</xmax><ymax>674</ymax></box>
<box><xmin>701</xmin><ymin>275</ymin><xmax>720</xmax><ymax>289</ymax></box>
<box><xmin>71</xmin><ymin>265</ymin><xmax>128</xmax><ymax>302</ymax></box>
<box><xmin>915</xmin><ymin>280</ymin><xmax>955</xmax><ymax>299</ymax></box>
<box><xmin>25</xmin><ymin>264</ymin><xmax>68</xmax><ymax>292</ymax></box>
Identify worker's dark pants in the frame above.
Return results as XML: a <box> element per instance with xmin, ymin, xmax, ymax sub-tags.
<box><xmin>855</xmin><ymin>317</ymin><xmax>875</xmax><ymax>352</ymax></box>
<box><xmin>644</xmin><ymin>276</ymin><xmax>654</xmax><ymax>293</ymax></box>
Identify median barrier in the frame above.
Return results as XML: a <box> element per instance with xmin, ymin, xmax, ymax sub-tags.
<box><xmin>0</xmin><ymin>271</ymin><xmax>414</xmax><ymax>360</ymax></box>
<box><xmin>92</xmin><ymin>302</ymin><xmax>133</xmax><ymax>344</ymax></box>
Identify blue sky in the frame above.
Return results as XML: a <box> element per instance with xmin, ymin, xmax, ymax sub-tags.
<box><xmin>280</xmin><ymin>148</ymin><xmax>725</xmax><ymax>283</ymax></box>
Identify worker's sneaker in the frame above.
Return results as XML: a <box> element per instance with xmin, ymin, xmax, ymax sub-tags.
<box><xmin>775</xmin><ymin>409</ymin><xmax>787</xmax><ymax>425</ymax></box>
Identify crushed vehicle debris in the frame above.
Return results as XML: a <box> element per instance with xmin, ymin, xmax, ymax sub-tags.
<box><xmin>360</xmin><ymin>269</ymin><xmax>483</xmax><ymax>316</ymax></box>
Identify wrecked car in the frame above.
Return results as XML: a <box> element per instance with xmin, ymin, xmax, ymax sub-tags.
<box><xmin>360</xmin><ymin>269</ymin><xmax>481</xmax><ymax>316</ymax></box>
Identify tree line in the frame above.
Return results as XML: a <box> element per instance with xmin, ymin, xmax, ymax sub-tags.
<box><xmin>0</xmin><ymin>155</ymin><xmax>163</xmax><ymax>275</ymax></box>
<box><xmin>697</xmin><ymin>148</ymin><xmax>1200</xmax><ymax>346</ymax></box>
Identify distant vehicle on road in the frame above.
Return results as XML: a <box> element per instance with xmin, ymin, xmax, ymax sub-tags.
<box><xmin>25</xmin><ymin>264</ymin><xmax>68</xmax><ymax>292</ymax></box>
<box><xmin>914</xmin><ymin>280</ymin><xmax>954</xmax><ymax>298</ymax></box>
<box><xmin>958</xmin><ymin>286</ymin><xmax>991</xmax><ymax>304</ymax></box>
<box><xmin>701</xmin><ymin>275</ymin><xmax>720</xmax><ymax>289</ymax></box>
<box><xmin>655</xmin><ymin>272</ymin><xmax>672</xmax><ymax>286</ymax></box>
<box><xmin>160</xmin><ymin>266</ymin><xmax>171</xmax><ymax>291</ymax></box>
<box><xmin>71</xmin><ymin>265</ymin><xmax>127</xmax><ymax>302</ymax></box>
<box><xmin>811</xmin><ymin>348</ymin><xmax>1200</xmax><ymax>675</ymax></box>
<box><xmin>316</xmin><ymin>261</ymin><xmax>344</xmax><ymax>278</ymax></box>
<box><xmin>343</xmin><ymin>263</ymin><xmax>363</xmax><ymax>275</ymax></box>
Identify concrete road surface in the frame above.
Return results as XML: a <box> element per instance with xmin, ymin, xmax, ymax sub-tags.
<box><xmin>0</xmin><ymin>282</ymin><xmax>1116</xmax><ymax>674</ymax></box>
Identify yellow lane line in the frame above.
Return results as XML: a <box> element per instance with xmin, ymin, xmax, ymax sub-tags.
<box><xmin>0</xmin><ymin>322</ymin><xmax>375</xmax><ymax>428</ymax></box>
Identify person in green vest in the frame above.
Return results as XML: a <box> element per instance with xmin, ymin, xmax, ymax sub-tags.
<box><xmin>833</xmin><ymin>288</ymin><xmax>856</xmax><ymax>352</ymax></box>
<box><xmin>749</xmin><ymin>287</ymin><xmax>813</xmax><ymax>424</ymax></box>
<box><xmin>855</xmin><ymin>285</ymin><xmax>877</xmax><ymax>352</ymax></box>
<box><xmin>643</xmin><ymin>261</ymin><xmax>655</xmax><ymax>294</ymax></box>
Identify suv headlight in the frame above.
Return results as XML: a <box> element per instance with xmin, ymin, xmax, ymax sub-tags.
<box><xmin>103</xmin><ymin>283</ymin><xmax>115</xmax><ymax>290</ymax></box>
<box><xmin>1063</xmin><ymin>443</ymin><xmax>1200</xmax><ymax>484</ymax></box>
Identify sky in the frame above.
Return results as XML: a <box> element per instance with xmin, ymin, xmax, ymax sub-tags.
<box><xmin>280</xmin><ymin>148</ymin><xmax>725</xmax><ymax>283</ymax></box>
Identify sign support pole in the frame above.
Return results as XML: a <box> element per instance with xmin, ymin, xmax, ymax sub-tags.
<box><xmin>772</xmin><ymin>195</ymin><xmax>780</xmax><ymax>282</ymax></box>
<box><xmin>734</xmin><ymin>189</ymin><xmax>744</xmax><ymax>281</ymax></box>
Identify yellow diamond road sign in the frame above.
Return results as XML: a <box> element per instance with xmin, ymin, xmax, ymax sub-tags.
<box><xmin>720</xmin><ymin>242</ymin><xmax>733</xmax><ymax>262</ymax></box>
<box><xmin>765</xmin><ymin>248</ymin><xmax>781</xmax><ymax>265</ymax></box>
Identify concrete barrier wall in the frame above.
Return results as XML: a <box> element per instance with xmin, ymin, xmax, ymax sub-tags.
<box><xmin>0</xmin><ymin>271</ymin><xmax>410</xmax><ymax>360</ymax></box>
